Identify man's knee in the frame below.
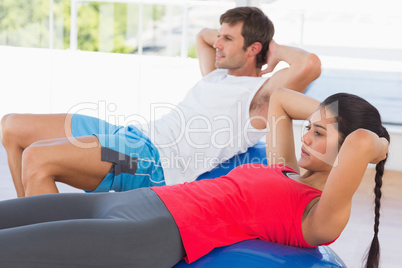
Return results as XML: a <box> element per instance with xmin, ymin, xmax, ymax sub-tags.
<box><xmin>1</xmin><ymin>113</ymin><xmax>19</xmax><ymax>147</ymax></box>
<box><xmin>21</xmin><ymin>143</ymin><xmax>52</xmax><ymax>188</ymax></box>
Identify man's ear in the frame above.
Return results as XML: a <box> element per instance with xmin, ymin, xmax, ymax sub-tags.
<box><xmin>248</xmin><ymin>42</ymin><xmax>262</xmax><ymax>57</ymax></box>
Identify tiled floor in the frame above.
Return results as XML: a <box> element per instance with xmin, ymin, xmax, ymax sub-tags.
<box><xmin>0</xmin><ymin>143</ymin><xmax>401</xmax><ymax>267</ymax></box>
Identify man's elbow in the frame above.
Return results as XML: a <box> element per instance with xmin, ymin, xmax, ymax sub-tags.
<box><xmin>303</xmin><ymin>53</ymin><xmax>322</xmax><ymax>82</ymax></box>
<box><xmin>196</xmin><ymin>28</ymin><xmax>206</xmax><ymax>40</ymax></box>
<box><xmin>196</xmin><ymin>28</ymin><xmax>215</xmax><ymax>42</ymax></box>
<box><xmin>291</xmin><ymin>53</ymin><xmax>322</xmax><ymax>93</ymax></box>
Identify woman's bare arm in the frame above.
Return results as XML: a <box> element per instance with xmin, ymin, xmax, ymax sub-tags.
<box><xmin>304</xmin><ymin>129</ymin><xmax>389</xmax><ymax>245</ymax></box>
<box><xmin>266</xmin><ymin>88</ymin><xmax>320</xmax><ymax>172</ymax></box>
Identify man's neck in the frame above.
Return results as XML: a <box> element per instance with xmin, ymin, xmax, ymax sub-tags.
<box><xmin>226</xmin><ymin>62</ymin><xmax>260</xmax><ymax>77</ymax></box>
<box><xmin>227</xmin><ymin>68</ymin><xmax>260</xmax><ymax>77</ymax></box>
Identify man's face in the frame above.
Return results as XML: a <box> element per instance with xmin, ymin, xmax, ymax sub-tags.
<box><xmin>213</xmin><ymin>22</ymin><xmax>248</xmax><ymax>72</ymax></box>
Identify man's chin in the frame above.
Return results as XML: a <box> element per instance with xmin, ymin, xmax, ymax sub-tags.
<box><xmin>215</xmin><ymin>60</ymin><xmax>227</xmax><ymax>68</ymax></box>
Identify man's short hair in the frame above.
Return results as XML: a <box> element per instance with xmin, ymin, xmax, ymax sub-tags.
<box><xmin>220</xmin><ymin>7</ymin><xmax>274</xmax><ymax>68</ymax></box>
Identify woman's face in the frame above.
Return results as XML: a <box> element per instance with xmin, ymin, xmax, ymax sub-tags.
<box><xmin>298</xmin><ymin>107</ymin><xmax>340</xmax><ymax>172</ymax></box>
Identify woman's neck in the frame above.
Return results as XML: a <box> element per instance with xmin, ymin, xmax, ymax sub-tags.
<box><xmin>300</xmin><ymin>170</ymin><xmax>329</xmax><ymax>191</ymax></box>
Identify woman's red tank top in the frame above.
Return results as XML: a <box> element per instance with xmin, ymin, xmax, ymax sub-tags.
<box><xmin>152</xmin><ymin>164</ymin><xmax>334</xmax><ymax>263</ymax></box>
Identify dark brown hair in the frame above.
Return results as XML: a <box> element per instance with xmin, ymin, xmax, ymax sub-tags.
<box><xmin>220</xmin><ymin>7</ymin><xmax>274</xmax><ymax>68</ymax></box>
<box><xmin>321</xmin><ymin>93</ymin><xmax>390</xmax><ymax>268</ymax></box>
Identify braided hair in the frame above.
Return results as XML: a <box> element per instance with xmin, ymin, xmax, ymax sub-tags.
<box><xmin>364</xmin><ymin>126</ymin><xmax>389</xmax><ymax>268</ymax></box>
<box><xmin>321</xmin><ymin>93</ymin><xmax>390</xmax><ymax>268</ymax></box>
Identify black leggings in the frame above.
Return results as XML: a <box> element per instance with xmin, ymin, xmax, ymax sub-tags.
<box><xmin>0</xmin><ymin>188</ymin><xmax>185</xmax><ymax>268</ymax></box>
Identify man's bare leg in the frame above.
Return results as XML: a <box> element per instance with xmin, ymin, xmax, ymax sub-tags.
<box><xmin>1</xmin><ymin>114</ymin><xmax>73</xmax><ymax>197</ymax></box>
<box><xmin>21</xmin><ymin>135</ymin><xmax>112</xmax><ymax>196</ymax></box>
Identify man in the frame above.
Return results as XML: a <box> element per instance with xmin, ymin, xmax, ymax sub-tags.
<box><xmin>1</xmin><ymin>7</ymin><xmax>321</xmax><ymax>197</ymax></box>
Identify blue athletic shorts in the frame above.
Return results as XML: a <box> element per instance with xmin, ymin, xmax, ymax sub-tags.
<box><xmin>71</xmin><ymin>114</ymin><xmax>165</xmax><ymax>192</ymax></box>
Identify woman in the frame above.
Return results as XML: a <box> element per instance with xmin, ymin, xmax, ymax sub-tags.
<box><xmin>0</xmin><ymin>89</ymin><xmax>389</xmax><ymax>268</ymax></box>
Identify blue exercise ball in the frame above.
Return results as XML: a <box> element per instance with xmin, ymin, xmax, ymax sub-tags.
<box><xmin>174</xmin><ymin>239</ymin><xmax>346</xmax><ymax>268</ymax></box>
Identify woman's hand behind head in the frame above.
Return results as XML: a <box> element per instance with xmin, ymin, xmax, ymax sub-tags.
<box><xmin>370</xmin><ymin>136</ymin><xmax>389</xmax><ymax>165</ymax></box>
<box><xmin>346</xmin><ymin>128</ymin><xmax>389</xmax><ymax>165</ymax></box>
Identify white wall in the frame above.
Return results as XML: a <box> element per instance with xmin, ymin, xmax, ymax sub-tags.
<box><xmin>0</xmin><ymin>46</ymin><xmax>201</xmax><ymax>121</ymax></box>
